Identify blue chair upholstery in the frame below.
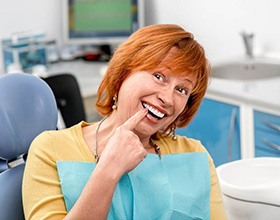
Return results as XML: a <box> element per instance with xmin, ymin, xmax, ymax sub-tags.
<box><xmin>0</xmin><ymin>158</ymin><xmax>8</xmax><ymax>173</ymax></box>
<box><xmin>0</xmin><ymin>73</ymin><xmax>58</xmax><ymax>219</ymax></box>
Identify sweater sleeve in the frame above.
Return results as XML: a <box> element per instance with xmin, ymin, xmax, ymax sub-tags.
<box><xmin>208</xmin><ymin>155</ymin><xmax>228</xmax><ymax>220</ymax></box>
<box><xmin>22</xmin><ymin>131</ymin><xmax>67</xmax><ymax>220</ymax></box>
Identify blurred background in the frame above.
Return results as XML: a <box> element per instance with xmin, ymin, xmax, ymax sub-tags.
<box><xmin>0</xmin><ymin>0</ymin><xmax>279</xmax><ymax>74</ymax></box>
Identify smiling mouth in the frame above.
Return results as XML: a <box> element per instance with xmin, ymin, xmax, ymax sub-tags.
<box><xmin>142</xmin><ymin>102</ymin><xmax>166</xmax><ymax>120</ymax></box>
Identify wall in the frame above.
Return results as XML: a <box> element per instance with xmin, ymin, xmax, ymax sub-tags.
<box><xmin>145</xmin><ymin>0</ymin><xmax>280</xmax><ymax>64</ymax></box>
<box><xmin>1</xmin><ymin>0</ymin><xmax>280</xmax><ymax>73</ymax></box>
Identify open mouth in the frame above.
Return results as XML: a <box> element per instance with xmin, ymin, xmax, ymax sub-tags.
<box><xmin>142</xmin><ymin>102</ymin><xmax>166</xmax><ymax>120</ymax></box>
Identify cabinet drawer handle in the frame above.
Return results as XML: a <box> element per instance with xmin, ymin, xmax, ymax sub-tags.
<box><xmin>228</xmin><ymin>108</ymin><xmax>237</xmax><ymax>161</ymax></box>
<box><xmin>261</xmin><ymin>138</ymin><xmax>280</xmax><ymax>151</ymax></box>
<box><xmin>262</xmin><ymin>120</ymin><xmax>280</xmax><ymax>132</ymax></box>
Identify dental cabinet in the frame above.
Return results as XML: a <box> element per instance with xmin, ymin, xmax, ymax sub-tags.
<box><xmin>177</xmin><ymin>98</ymin><xmax>241</xmax><ymax>167</ymax></box>
<box><xmin>254</xmin><ymin>110</ymin><xmax>280</xmax><ymax>157</ymax></box>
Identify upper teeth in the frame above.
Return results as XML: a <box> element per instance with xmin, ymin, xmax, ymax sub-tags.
<box><xmin>143</xmin><ymin>102</ymin><xmax>165</xmax><ymax>118</ymax></box>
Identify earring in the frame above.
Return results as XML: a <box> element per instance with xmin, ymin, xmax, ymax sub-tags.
<box><xmin>171</xmin><ymin>124</ymin><xmax>177</xmax><ymax>140</ymax></box>
<box><xmin>112</xmin><ymin>95</ymin><xmax>118</xmax><ymax>110</ymax></box>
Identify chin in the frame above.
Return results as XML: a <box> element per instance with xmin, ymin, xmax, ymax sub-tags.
<box><xmin>135</xmin><ymin>123</ymin><xmax>159</xmax><ymax>138</ymax></box>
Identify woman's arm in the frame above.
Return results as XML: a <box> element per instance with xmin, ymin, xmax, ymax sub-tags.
<box><xmin>65</xmin><ymin>161</ymin><xmax>121</xmax><ymax>219</ymax></box>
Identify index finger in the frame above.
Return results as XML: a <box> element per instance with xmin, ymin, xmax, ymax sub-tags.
<box><xmin>121</xmin><ymin>108</ymin><xmax>148</xmax><ymax>130</ymax></box>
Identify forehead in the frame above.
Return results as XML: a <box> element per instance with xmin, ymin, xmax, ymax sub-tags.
<box><xmin>156</xmin><ymin>47</ymin><xmax>198</xmax><ymax>84</ymax></box>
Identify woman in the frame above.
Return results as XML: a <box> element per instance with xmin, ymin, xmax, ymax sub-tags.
<box><xmin>22</xmin><ymin>24</ymin><xmax>227</xmax><ymax>219</ymax></box>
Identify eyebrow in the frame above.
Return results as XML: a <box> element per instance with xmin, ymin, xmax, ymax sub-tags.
<box><xmin>178</xmin><ymin>76</ymin><xmax>196</xmax><ymax>88</ymax></box>
<box><xmin>157</xmin><ymin>66</ymin><xmax>196</xmax><ymax>87</ymax></box>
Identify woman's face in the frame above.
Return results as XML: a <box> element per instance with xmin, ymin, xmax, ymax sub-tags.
<box><xmin>116</xmin><ymin>50</ymin><xmax>196</xmax><ymax>139</ymax></box>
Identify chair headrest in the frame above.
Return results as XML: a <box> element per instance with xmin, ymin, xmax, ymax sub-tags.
<box><xmin>0</xmin><ymin>73</ymin><xmax>58</xmax><ymax>160</ymax></box>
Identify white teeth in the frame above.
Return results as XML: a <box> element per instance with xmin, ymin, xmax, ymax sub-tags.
<box><xmin>143</xmin><ymin>102</ymin><xmax>165</xmax><ymax>118</ymax></box>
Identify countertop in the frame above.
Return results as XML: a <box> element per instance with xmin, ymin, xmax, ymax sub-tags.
<box><xmin>207</xmin><ymin>76</ymin><xmax>280</xmax><ymax>112</ymax></box>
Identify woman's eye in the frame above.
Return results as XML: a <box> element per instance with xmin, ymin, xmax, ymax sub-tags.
<box><xmin>153</xmin><ymin>73</ymin><xmax>164</xmax><ymax>81</ymax></box>
<box><xmin>177</xmin><ymin>87</ymin><xmax>188</xmax><ymax>95</ymax></box>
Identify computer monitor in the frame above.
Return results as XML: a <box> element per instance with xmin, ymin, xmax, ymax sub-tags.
<box><xmin>62</xmin><ymin>0</ymin><xmax>145</xmax><ymax>46</ymax></box>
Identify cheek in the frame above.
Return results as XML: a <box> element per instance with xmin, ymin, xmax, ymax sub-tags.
<box><xmin>118</xmin><ymin>79</ymin><xmax>152</xmax><ymax>102</ymax></box>
<box><xmin>117</xmin><ymin>86</ymin><xmax>142</xmax><ymax>112</ymax></box>
<box><xmin>175</xmin><ymin>98</ymin><xmax>188</xmax><ymax>116</ymax></box>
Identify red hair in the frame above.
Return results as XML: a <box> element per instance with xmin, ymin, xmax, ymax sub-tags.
<box><xmin>96</xmin><ymin>24</ymin><xmax>210</xmax><ymax>131</ymax></box>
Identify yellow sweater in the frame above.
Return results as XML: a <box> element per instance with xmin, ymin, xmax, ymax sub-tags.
<box><xmin>22</xmin><ymin>121</ymin><xmax>227</xmax><ymax>220</ymax></box>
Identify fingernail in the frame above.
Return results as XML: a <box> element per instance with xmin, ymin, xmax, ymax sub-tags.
<box><xmin>142</xmin><ymin>108</ymin><xmax>148</xmax><ymax>114</ymax></box>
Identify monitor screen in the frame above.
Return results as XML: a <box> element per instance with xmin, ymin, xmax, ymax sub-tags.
<box><xmin>62</xmin><ymin>0</ymin><xmax>145</xmax><ymax>46</ymax></box>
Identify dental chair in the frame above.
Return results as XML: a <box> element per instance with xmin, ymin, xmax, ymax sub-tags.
<box><xmin>0</xmin><ymin>73</ymin><xmax>58</xmax><ymax>219</ymax></box>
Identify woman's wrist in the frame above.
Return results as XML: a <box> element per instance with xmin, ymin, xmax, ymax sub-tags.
<box><xmin>95</xmin><ymin>160</ymin><xmax>124</xmax><ymax>183</ymax></box>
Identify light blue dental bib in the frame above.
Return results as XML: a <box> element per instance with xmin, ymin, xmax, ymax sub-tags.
<box><xmin>57</xmin><ymin>152</ymin><xmax>210</xmax><ymax>220</ymax></box>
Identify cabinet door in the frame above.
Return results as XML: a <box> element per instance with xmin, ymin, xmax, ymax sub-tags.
<box><xmin>254</xmin><ymin>110</ymin><xmax>280</xmax><ymax>157</ymax></box>
<box><xmin>177</xmin><ymin>98</ymin><xmax>241</xmax><ymax>167</ymax></box>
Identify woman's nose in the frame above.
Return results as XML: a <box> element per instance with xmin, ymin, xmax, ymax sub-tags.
<box><xmin>157</xmin><ymin>87</ymin><xmax>174</xmax><ymax>106</ymax></box>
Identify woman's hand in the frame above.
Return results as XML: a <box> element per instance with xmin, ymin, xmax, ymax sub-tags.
<box><xmin>97</xmin><ymin>109</ymin><xmax>148</xmax><ymax>176</ymax></box>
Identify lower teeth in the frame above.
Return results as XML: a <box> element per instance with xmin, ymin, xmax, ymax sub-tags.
<box><xmin>148</xmin><ymin>110</ymin><xmax>160</xmax><ymax>119</ymax></box>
